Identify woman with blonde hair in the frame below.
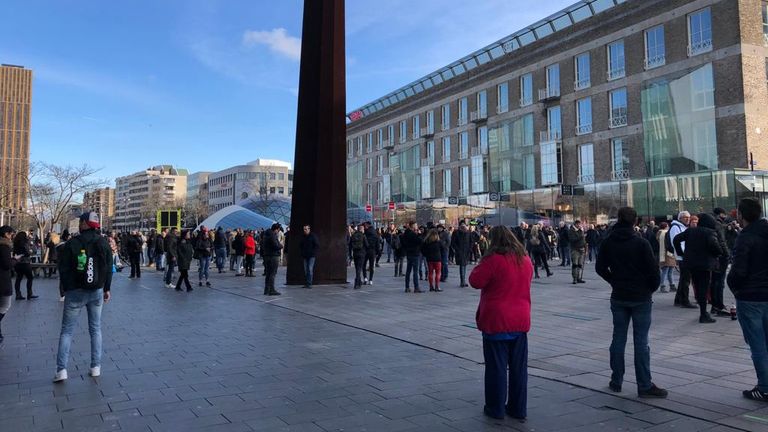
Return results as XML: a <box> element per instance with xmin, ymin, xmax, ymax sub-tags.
<box><xmin>420</xmin><ymin>229</ymin><xmax>443</xmax><ymax>292</ymax></box>
<box><xmin>469</xmin><ymin>226</ymin><xmax>533</xmax><ymax>422</ymax></box>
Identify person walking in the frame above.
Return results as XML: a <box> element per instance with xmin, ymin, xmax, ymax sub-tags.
<box><xmin>13</xmin><ymin>230</ymin><xmax>37</xmax><ymax>300</ymax></box>
<box><xmin>421</xmin><ymin>229</ymin><xmax>443</xmax><ymax>292</ymax></box>
<box><xmin>710</xmin><ymin>208</ymin><xmax>731</xmax><ymax>316</ymax></box>
<box><xmin>438</xmin><ymin>225</ymin><xmax>451</xmax><ymax>282</ymax></box>
<box><xmin>350</xmin><ymin>224</ymin><xmax>368</xmax><ymax>289</ymax></box>
<box><xmin>469</xmin><ymin>225</ymin><xmax>532</xmax><ymax>421</ymax></box>
<box><xmin>400</xmin><ymin>222</ymin><xmax>423</xmax><ymax>293</ymax></box>
<box><xmin>127</xmin><ymin>230</ymin><xmax>142</xmax><ymax>279</ymax></box>
<box><xmin>261</xmin><ymin>223</ymin><xmax>283</xmax><ymax>296</ymax></box>
<box><xmin>596</xmin><ymin>207</ymin><xmax>667</xmax><ymax>399</ymax></box>
<box><xmin>673</xmin><ymin>213</ymin><xmax>724</xmax><ymax>324</ymax></box>
<box><xmin>244</xmin><ymin>230</ymin><xmax>257</xmax><ymax>277</ymax></box>
<box><xmin>54</xmin><ymin>212</ymin><xmax>113</xmax><ymax>382</ymax></box>
<box><xmin>451</xmin><ymin>221</ymin><xmax>472</xmax><ymax>287</ymax></box>
<box><xmin>568</xmin><ymin>220</ymin><xmax>587</xmax><ymax>284</ymax></box>
<box><xmin>232</xmin><ymin>229</ymin><xmax>245</xmax><ymax>276</ymax></box>
<box><xmin>527</xmin><ymin>224</ymin><xmax>552</xmax><ymax>278</ymax></box>
<box><xmin>392</xmin><ymin>228</ymin><xmax>404</xmax><ymax>277</ymax></box>
<box><xmin>0</xmin><ymin>226</ymin><xmax>14</xmax><ymax>346</ymax></box>
<box><xmin>195</xmin><ymin>227</ymin><xmax>213</xmax><ymax>287</ymax></box>
<box><xmin>163</xmin><ymin>227</ymin><xmax>178</xmax><ymax>288</ymax></box>
<box><xmin>175</xmin><ymin>230</ymin><xmax>194</xmax><ymax>292</ymax></box>
<box><xmin>727</xmin><ymin>198</ymin><xmax>768</xmax><ymax>400</ymax></box>
<box><xmin>154</xmin><ymin>229</ymin><xmax>166</xmax><ymax>271</ymax></box>
<box><xmin>363</xmin><ymin>222</ymin><xmax>379</xmax><ymax>285</ymax></box>
<box><xmin>213</xmin><ymin>227</ymin><xmax>228</xmax><ymax>273</ymax></box>
<box><xmin>300</xmin><ymin>225</ymin><xmax>319</xmax><ymax>288</ymax></box>
<box><xmin>669</xmin><ymin>211</ymin><xmax>695</xmax><ymax>308</ymax></box>
<box><xmin>557</xmin><ymin>222</ymin><xmax>571</xmax><ymax>267</ymax></box>
<box><xmin>586</xmin><ymin>224</ymin><xmax>599</xmax><ymax>263</ymax></box>
<box><xmin>656</xmin><ymin>222</ymin><xmax>676</xmax><ymax>293</ymax></box>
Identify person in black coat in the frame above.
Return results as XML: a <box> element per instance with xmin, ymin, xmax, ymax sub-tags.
<box><xmin>349</xmin><ymin>224</ymin><xmax>368</xmax><ymax>289</ymax></box>
<box><xmin>421</xmin><ymin>229</ymin><xmax>443</xmax><ymax>292</ymax></box>
<box><xmin>362</xmin><ymin>222</ymin><xmax>380</xmax><ymax>284</ymax></box>
<box><xmin>451</xmin><ymin>222</ymin><xmax>472</xmax><ymax>287</ymax></box>
<box><xmin>673</xmin><ymin>213</ymin><xmax>725</xmax><ymax>323</ymax></box>
<box><xmin>391</xmin><ymin>229</ymin><xmax>405</xmax><ymax>277</ymax></box>
<box><xmin>126</xmin><ymin>231</ymin><xmax>143</xmax><ymax>279</ymax></box>
<box><xmin>299</xmin><ymin>225</ymin><xmax>320</xmax><ymax>288</ymax></box>
<box><xmin>527</xmin><ymin>225</ymin><xmax>552</xmax><ymax>278</ymax></box>
<box><xmin>232</xmin><ymin>230</ymin><xmax>245</xmax><ymax>276</ymax></box>
<box><xmin>0</xmin><ymin>226</ymin><xmax>14</xmax><ymax>345</ymax></box>
<box><xmin>400</xmin><ymin>222</ymin><xmax>423</xmax><ymax>292</ymax></box>
<box><xmin>709</xmin><ymin>208</ymin><xmax>731</xmax><ymax>316</ymax></box>
<box><xmin>154</xmin><ymin>230</ymin><xmax>166</xmax><ymax>271</ymax></box>
<box><xmin>175</xmin><ymin>230</ymin><xmax>195</xmax><ymax>292</ymax></box>
<box><xmin>596</xmin><ymin>207</ymin><xmax>666</xmax><ymax>398</ymax></box>
<box><xmin>261</xmin><ymin>224</ymin><xmax>283</xmax><ymax>296</ymax></box>
<box><xmin>13</xmin><ymin>230</ymin><xmax>36</xmax><ymax>300</ymax></box>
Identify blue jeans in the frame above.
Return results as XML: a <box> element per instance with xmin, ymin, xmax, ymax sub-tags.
<box><xmin>198</xmin><ymin>257</ymin><xmax>210</xmax><ymax>282</ymax></box>
<box><xmin>440</xmin><ymin>248</ymin><xmax>448</xmax><ymax>281</ymax></box>
<box><xmin>385</xmin><ymin>242</ymin><xmax>392</xmax><ymax>262</ymax></box>
<box><xmin>737</xmin><ymin>300</ymin><xmax>768</xmax><ymax>392</ymax></box>
<box><xmin>56</xmin><ymin>289</ymin><xmax>103</xmax><ymax>371</ymax></box>
<box><xmin>303</xmin><ymin>257</ymin><xmax>316</xmax><ymax>285</ymax></box>
<box><xmin>660</xmin><ymin>266</ymin><xmax>674</xmax><ymax>287</ymax></box>
<box><xmin>405</xmin><ymin>255</ymin><xmax>419</xmax><ymax>289</ymax></box>
<box><xmin>609</xmin><ymin>299</ymin><xmax>653</xmax><ymax>392</ymax></box>
<box><xmin>215</xmin><ymin>248</ymin><xmax>227</xmax><ymax>271</ymax></box>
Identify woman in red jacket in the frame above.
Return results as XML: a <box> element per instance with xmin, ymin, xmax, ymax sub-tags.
<box><xmin>469</xmin><ymin>225</ymin><xmax>533</xmax><ymax>422</ymax></box>
<box><xmin>243</xmin><ymin>231</ymin><xmax>257</xmax><ymax>277</ymax></box>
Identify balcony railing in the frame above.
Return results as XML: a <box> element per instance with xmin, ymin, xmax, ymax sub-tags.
<box><xmin>421</xmin><ymin>157</ymin><xmax>434</xmax><ymax>167</ymax></box>
<box><xmin>576</xmin><ymin>124</ymin><xmax>593</xmax><ymax>135</ymax></box>
<box><xmin>458</xmin><ymin>150</ymin><xmax>468</xmax><ymax>160</ymax></box>
<box><xmin>457</xmin><ymin>117</ymin><xmax>468</xmax><ymax>127</ymax></box>
<box><xmin>611</xmin><ymin>169</ymin><xmax>630</xmax><ymax>181</ymax></box>
<box><xmin>539</xmin><ymin>130</ymin><xmax>562</xmax><ymax>142</ymax></box>
<box><xmin>610</xmin><ymin>114</ymin><xmax>628</xmax><ymax>128</ymax></box>
<box><xmin>420</xmin><ymin>127</ymin><xmax>434</xmax><ymax>138</ymax></box>
<box><xmin>538</xmin><ymin>87</ymin><xmax>561</xmax><ymax>101</ymax></box>
<box><xmin>470</xmin><ymin>110</ymin><xmax>488</xmax><ymax>123</ymax></box>
<box><xmin>381</xmin><ymin>167</ymin><xmax>390</xmax><ymax>176</ymax></box>
<box><xmin>441</xmin><ymin>123</ymin><xmax>450</xmax><ymax>131</ymax></box>
<box><xmin>577</xmin><ymin>174</ymin><xmax>595</xmax><ymax>185</ymax></box>
<box><xmin>607</xmin><ymin>67</ymin><xmax>626</xmax><ymax>81</ymax></box>
<box><xmin>644</xmin><ymin>54</ymin><xmax>665</xmax><ymax>70</ymax></box>
<box><xmin>441</xmin><ymin>154</ymin><xmax>451</xmax><ymax>164</ymax></box>
<box><xmin>688</xmin><ymin>38</ymin><xmax>713</xmax><ymax>56</ymax></box>
<box><xmin>520</xmin><ymin>96</ymin><xmax>533</xmax><ymax>107</ymax></box>
<box><xmin>399</xmin><ymin>135</ymin><xmax>407</xmax><ymax>144</ymax></box>
<box><xmin>383</xmin><ymin>138</ymin><xmax>395</xmax><ymax>150</ymax></box>
<box><xmin>574</xmin><ymin>78</ymin><xmax>591</xmax><ymax>91</ymax></box>
<box><xmin>496</xmin><ymin>104</ymin><xmax>509</xmax><ymax>114</ymax></box>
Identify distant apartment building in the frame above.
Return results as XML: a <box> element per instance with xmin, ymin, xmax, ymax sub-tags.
<box><xmin>0</xmin><ymin>64</ymin><xmax>32</xmax><ymax>212</ymax></box>
<box><xmin>114</xmin><ymin>165</ymin><xmax>188</xmax><ymax>231</ymax></box>
<box><xmin>346</xmin><ymin>0</ymin><xmax>768</xmax><ymax>225</ymax></box>
<box><xmin>83</xmin><ymin>187</ymin><xmax>116</xmax><ymax>231</ymax></box>
<box><xmin>208</xmin><ymin>159</ymin><xmax>293</xmax><ymax>213</ymax></box>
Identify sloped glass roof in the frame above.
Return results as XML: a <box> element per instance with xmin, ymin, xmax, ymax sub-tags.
<box><xmin>347</xmin><ymin>0</ymin><xmax>627</xmax><ymax>122</ymax></box>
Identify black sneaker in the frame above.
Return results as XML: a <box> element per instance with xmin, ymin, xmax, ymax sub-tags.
<box><xmin>638</xmin><ymin>384</ymin><xmax>668</xmax><ymax>398</ymax></box>
<box><xmin>175</xmin><ymin>287</ymin><xmax>182</xmax><ymax>291</ymax></box>
<box><xmin>268</xmin><ymin>291</ymin><xmax>281</xmax><ymax>296</ymax></box>
<box><xmin>743</xmin><ymin>387</ymin><xmax>768</xmax><ymax>401</ymax></box>
<box><xmin>577</xmin><ymin>279</ymin><xmax>586</xmax><ymax>284</ymax></box>
<box><xmin>699</xmin><ymin>314</ymin><xmax>717</xmax><ymax>324</ymax></box>
<box><xmin>681</xmin><ymin>303</ymin><xmax>697</xmax><ymax>309</ymax></box>
<box><xmin>205</xmin><ymin>281</ymin><xmax>211</xmax><ymax>287</ymax></box>
<box><xmin>187</xmin><ymin>288</ymin><xmax>193</xmax><ymax>292</ymax></box>
<box><xmin>199</xmin><ymin>282</ymin><xmax>203</xmax><ymax>287</ymax></box>
<box><xmin>414</xmin><ymin>288</ymin><xmax>424</xmax><ymax>293</ymax></box>
<box><xmin>404</xmin><ymin>288</ymin><xmax>411</xmax><ymax>293</ymax></box>
<box><xmin>609</xmin><ymin>382</ymin><xmax>622</xmax><ymax>392</ymax></box>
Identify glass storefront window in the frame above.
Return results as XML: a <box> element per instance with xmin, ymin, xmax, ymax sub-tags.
<box><xmin>541</xmin><ymin>142</ymin><xmax>561</xmax><ymax>186</ymax></box>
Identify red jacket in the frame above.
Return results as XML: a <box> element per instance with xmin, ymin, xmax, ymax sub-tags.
<box><xmin>244</xmin><ymin>235</ymin><xmax>256</xmax><ymax>256</ymax></box>
<box><xmin>469</xmin><ymin>253</ymin><xmax>533</xmax><ymax>334</ymax></box>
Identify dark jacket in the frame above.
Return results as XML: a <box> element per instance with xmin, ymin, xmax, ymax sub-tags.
<box><xmin>596</xmin><ymin>223</ymin><xmax>660</xmax><ymax>302</ymax></box>
<box><xmin>350</xmin><ymin>231</ymin><xmax>368</xmax><ymax>256</ymax></box>
<box><xmin>261</xmin><ymin>229</ymin><xmax>283</xmax><ymax>257</ymax></box>
<box><xmin>713</xmin><ymin>215</ymin><xmax>731</xmax><ymax>268</ymax></box>
<box><xmin>126</xmin><ymin>235</ymin><xmax>142</xmax><ymax>254</ymax></box>
<box><xmin>58</xmin><ymin>229</ymin><xmax>113</xmax><ymax>292</ymax></box>
<box><xmin>300</xmin><ymin>232</ymin><xmax>320</xmax><ymax>259</ymax></box>
<box><xmin>644</xmin><ymin>227</ymin><xmax>659</xmax><ymax>258</ymax></box>
<box><xmin>728</xmin><ymin>219</ymin><xmax>768</xmax><ymax>302</ymax></box>
<box><xmin>526</xmin><ymin>231</ymin><xmax>550</xmax><ymax>255</ymax></box>
<box><xmin>450</xmin><ymin>229</ymin><xmax>472</xmax><ymax>265</ymax></box>
<box><xmin>154</xmin><ymin>235</ymin><xmax>165</xmax><ymax>254</ymax></box>
<box><xmin>673</xmin><ymin>214</ymin><xmax>723</xmax><ymax>272</ymax></box>
<box><xmin>400</xmin><ymin>229</ymin><xmax>423</xmax><ymax>257</ymax></box>
<box><xmin>194</xmin><ymin>234</ymin><xmax>212</xmax><ymax>258</ymax></box>
<box><xmin>232</xmin><ymin>234</ymin><xmax>245</xmax><ymax>256</ymax></box>
<box><xmin>586</xmin><ymin>228</ymin><xmax>600</xmax><ymax>246</ymax></box>
<box><xmin>0</xmin><ymin>238</ymin><xmax>12</xmax><ymax>297</ymax></box>
<box><xmin>213</xmin><ymin>228</ymin><xmax>227</xmax><ymax>249</ymax></box>
<box><xmin>164</xmin><ymin>232</ymin><xmax>178</xmax><ymax>259</ymax></box>
<box><xmin>364</xmin><ymin>227</ymin><xmax>380</xmax><ymax>252</ymax></box>
<box><xmin>567</xmin><ymin>226</ymin><xmax>586</xmax><ymax>250</ymax></box>
<box><xmin>438</xmin><ymin>230</ymin><xmax>451</xmax><ymax>253</ymax></box>
<box><xmin>512</xmin><ymin>227</ymin><xmax>526</xmax><ymax>246</ymax></box>
<box><xmin>177</xmin><ymin>239</ymin><xmax>194</xmax><ymax>271</ymax></box>
<box><xmin>421</xmin><ymin>240</ymin><xmax>442</xmax><ymax>262</ymax></box>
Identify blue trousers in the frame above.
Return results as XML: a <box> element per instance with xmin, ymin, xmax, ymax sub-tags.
<box><xmin>482</xmin><ymin>334</ymin><xmax>527</xmax><ymax>419</ymax></box>
<box><xmin>440</xmin><ymin>248</ymin><xmax>448</xmax><ymax>281</ymax></box>
<box><xmin>609</xmin><ymin>299</ymin><xmax>652</xmax><ymax>392</ymax></box>
<box><xmin>405</xmin><ymin>255</ymin><xmax>419</xmax><ymax>289</ymax></box>
<box><xmin>737</xmin><ymin>300</ymin><xmax>768</xmax><ymax>392</ymax></box>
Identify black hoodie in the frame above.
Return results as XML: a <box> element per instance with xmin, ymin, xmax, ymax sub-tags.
<box><xmin>673</xmin><ymin>213</ymin><xmax>723</xmax><ymax>272</ymax></box>
<box><xmin>728</xmin><ymin>218</ymin><xmax>768</xmax><ymax>302</ymax></box>
<box><xmin>596</xmin><ymin>222</ymin><xmax>660</xmax><ymax>302</ymax></box>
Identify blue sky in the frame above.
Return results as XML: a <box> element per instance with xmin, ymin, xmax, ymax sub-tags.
<box><xmin>0</xmin><ymin>0</ymin><xmax>575</xmax><ymax>181</ymax></box>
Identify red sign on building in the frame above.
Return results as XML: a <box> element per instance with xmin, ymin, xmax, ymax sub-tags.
<box><xmin>388</xmin><ymin>201</ymin><xmax>395</xmax><ymax>210</ymax></box>
<box><xmin>365</xmin><ymin>204</ymin><xmax>372</xmax><ymax>212</ymax></box>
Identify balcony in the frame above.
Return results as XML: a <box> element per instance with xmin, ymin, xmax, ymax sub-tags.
<box><xmin>420</xmin><ymin>127</ymin><xmax>435</xmax><ymax>138</ymax></box>
<box><xmin>574</xmin><ymin>78</ymin><xmax>591</xmax><ymax>91</ymax></box>
<box><xmin>458</xmin><ymin>150</ymin><xmax>468</xmax><ymax>160</ymax></box>
<box><xmin>383</xmin><ymin>138</ymin><xmax>395</xmax><ymax>150</ymax></box>
<box><xmin>607</xmin><ymin>67</ymin><xmax>626</xmax><ymax>81</ymax></box>
<box><xmin>576</xmin><ymin>124</ymin><xmax>592</xmax><ymax>135</ymax></box>
<box><xmin>688</xmin><ymin>38</ymin><xmax>712</xmax><ymax>56</ymax></box>
<box><xmin>470</xmin><ymin>110</ymin><xmax>488</xmax><ymax>123</ymax></box>
<box><xmin>539</xmin><ymin>130</ymin><xmax>562</xmax><ymax>143</ymax></box>
<box><xmin>471</xmin><ymin>147</ymin><xmax>487</xmax><ymax>157</ymax></box>
<box><xmin>609</xmin><ymin>114</ymin><xmax>628</xmax><ymax>128</ymax></box>
<box><xmin>421</xmin><ymin>157</ymin><xmax>434</xmax><ymax>167</ymax></box>
<box><xmin>577</xmin><ymin>174</ymin><xmax>595</xmax><ymax>185</ymax></box>
<box><xmin>520</xmin><ymin>96</ymin><xmax>533</xmax><ymax>107</ymax></box>
<box><xmin>441</xmin><ymin>123</ymin><xmax>450</xmax><ymax>131</ymax></box>
<box><xmin>441</xmin><ymin>154</ymin><xmax>451</xmax><ymax>164</ymax></box>
<box><xmin>611</xmin><ymin>169</ymin><xmax>630</xmax><ymax>181</ymax></box>
<box><xmin>399</xmin><ymin>135</ymin><xmax>407</xmax><ymax>144</ymax></box>
<box><xmin>538</xmin><ymin>87</ymin><xmax>560</xmax><ymax>102</ymax></box>
<box><xmin>458</xmin><ymin>117</ymin><xmax>468</xmax><ymax>127</ymax></box>
<box><xmin>381</xmin><ymin>167</ymin><xmax>390</xmax><ymax>176</ymax></box>
<box><xmin>644</xmin><ymin>54</ymin><xmax>666</xmax><ymax>70</ymax></box>
<box><xmin>496</xmin><ymin>104</ymin><xmax>509</xmax><ymax>114</ymax></box>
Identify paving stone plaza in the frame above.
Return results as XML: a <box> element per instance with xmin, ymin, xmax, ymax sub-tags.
<box><xmin>2</xmin><ymin>260</ymin><xmax>768</xmax><ymax>431</ymax></box>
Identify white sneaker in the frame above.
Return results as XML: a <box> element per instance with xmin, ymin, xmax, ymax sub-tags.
<box><xmin>167</xmin><ymin>284</ymin><xmax>175</xmax><ymax>289</ymax></box>
<box><xmin>59</xmin><ymin>296</ymin><xmax>65</xmax><ymax>302</ymax></box>
<box><xmin>53</xmin><ymin>369</ymin><xmax>68</xmax><ymax>382</ymax></box>
<box><xmin>369</xmin><ymin>280</ymin><xmax>374</xmax><ymax>285</ymax></box>
<box><xmin>363</xmin><ymin>278</ymin><xmax>368</xmax><ymax>283</ymax></box>
<box><xmin>89</xmin><ymin>366</ymin><xmax>101</xmax><ymax>377</ymax></box>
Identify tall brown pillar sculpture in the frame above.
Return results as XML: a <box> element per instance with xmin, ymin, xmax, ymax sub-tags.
<box><xmin>286</xmin><ymin>0</ymin><xmax>347</xmax><ymax>285</ymax></box>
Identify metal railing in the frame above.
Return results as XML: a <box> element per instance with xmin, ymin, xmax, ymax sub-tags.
<box><xmin>421</xmin><ymin>157</ymin><xmax>434</xmax><ymax>167</ymax></box>
<box><xmin>577</xmin><ymin>174</ymin><xmax>594</xmax><ymax>184</ymax></box>
<box><xmin>496</xmin><ymin>104</ymin><xmax>509</xmax><ymax>114</ymax></box>
<box><xmin>644</xmin><ymin>54</ymin><xmax>665</xmax><ymax>70</ymax></box>
<box><xmin>441</xmin><ymin>123</ymin><xmax>450</xmax><ymax>131</ymax></box>
<box><xmin>538</xmin><ymin>87</ymin><xmax>560</xmax><ymax>101</ymax></box>
<box><xmin>458</xmin><ymin>150</ymin><xmax>468</xmax><ymax>160</ymax></box>
<box><xmin>574</xmin><ymin>78</ymin><xmax>590</xmax><ymax>90</ymax></box>
<box><xmin>607</xmin><ymin>67</ymin><xmax>625</xmax><ymax>81</ymax></box>
<box><xmin>383</xmin><ymin>138</ymin><xmax>395</xmax><ymax>149</ymax></box>
<box><xmin>470</xmin><ymin>110</ymin><xmax>488</xmax><ymax>123</ymax></box>
<box><xmin>457</xmin><ymin>117</ymin><xmax>468</xmax><ymax>126</ymax></box>
<box><xmin>539</xmin><ymin>130</ymin><xmax>562</xmax><ymax>142</ymax></box>
<box><xmin>688</xmin><ymin>38</ymin><xmax>712</xmax><ymax>56</ymax></box>
<box><xmin>609</xmin><ymin>114</ymin><xmax>627</xmax><ymax>128</ymax></box>
<box><xmin>441</xmin><ymin>154</ymin><xmax>451</xmax><ymax>163</ymax></box>
<box><xmin>520</xmin><ymin>96</ymin><xmax>533</xmax><ymax>107</ymax></box>
<box><xmin>381</xmin><ymin>167</ymin><xmax>390</xmax><ymax>176</ymax></box>
<box><xmin>611</xmin><ymin>169</ymin><xmax>630</xmax><ymax>181</ymax></box>
<box><xmin>576</xmin><ymin>124</ymin><xmax>593</xmax><ymax>135</ymax></box>
<box><xmin>420</xmin><ymin>127</ymin><xmax>434</xmax><ymax>138</ymax></box>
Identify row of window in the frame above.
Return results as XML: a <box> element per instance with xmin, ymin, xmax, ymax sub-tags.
<box><xmin>348</xmin><ymin>7</ymin><xmax>714</xmax><ymax>157</ymax></box>
<box><xmin>209</xmin><ymin>171</ymin><xmax>287</xmax><ymax>187</ymax></box>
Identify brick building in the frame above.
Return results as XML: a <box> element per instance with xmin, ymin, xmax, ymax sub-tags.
<box><xmin>82</xmin><ymin>187</ymin><xmax>116</xmax><ymax>231</ymax></box>
<box><xmin>346</xmin><ymin>0</ymin><xmax>768</xmax><ymax>225</ymax></box>
<box><xmin>0</xmin><ymin>64</ymin><xmax>31</xmax><ymax>213</ymax></box>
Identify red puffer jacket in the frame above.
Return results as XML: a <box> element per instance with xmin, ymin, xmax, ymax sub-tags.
<box><xmin>469</xmin><ymin>253</ymin><xmax>533</xmax><ymax>334</ymax></box>
<box><xmin>244</xmin><ymin>235</ymin><xmax>256</xmax><ymax>256</ymax></box>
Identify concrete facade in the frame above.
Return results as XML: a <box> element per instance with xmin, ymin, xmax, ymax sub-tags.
<box><xmin>207</xmin><ymin>159</ymin><xmax>292</xmax><ymax>213</ymax></box>
<box><xmin>0</xmin><ymin>64</ymin><xmax>31</xmax><ymax>212</ymax></box>
<box><xmin>82</xmin><ymin>187</ymin><xmax>116</xmax><ymax>231</ymax></box>
<box><xmin>346</xmin><ymin>0</ymin><xmax>768</xmax><ymax>223</ymax></box>
<box><xmin>114</xmin><ymin>165</ymin><xmax>188</xmax><ymax>231</ymax></box>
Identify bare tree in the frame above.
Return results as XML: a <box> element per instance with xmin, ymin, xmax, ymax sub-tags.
<box><xmin>24</xmin><ymin>162</ymin><xmax>107</xmax><ymax>236</ymax></box>
<box><xmin>181</xmin><ymin>196</ymin><xmax>209</xmax><ymax>227</ymax></box>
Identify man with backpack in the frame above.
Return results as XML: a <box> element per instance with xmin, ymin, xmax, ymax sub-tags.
<box><xmin>54</xmin><ymin>212</ymin><xmax>113</xmax><ymax>382</ymax></box>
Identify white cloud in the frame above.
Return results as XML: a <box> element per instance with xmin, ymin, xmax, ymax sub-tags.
<box><xmin>242</xmin><ymin>28</ymin><xmax>301</xmax><ymax>61</ymax></box>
